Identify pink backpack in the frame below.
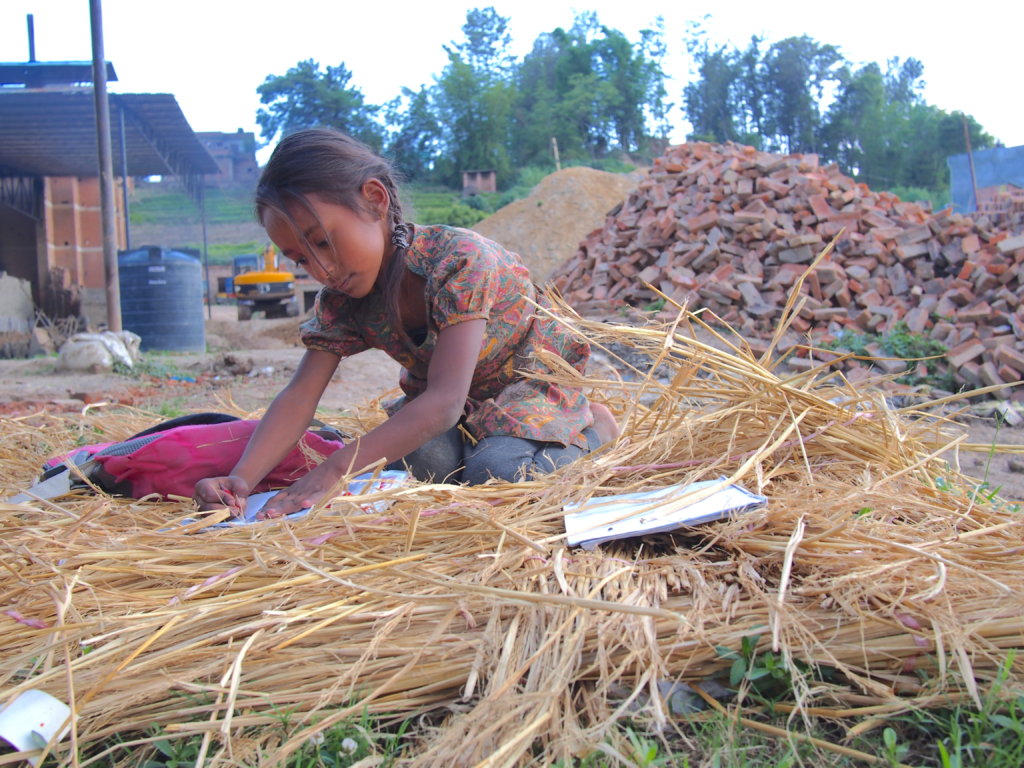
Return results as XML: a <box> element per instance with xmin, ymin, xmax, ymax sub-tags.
<box><xmin>13</xmin><ymin>413</ymin><xmax>345</xmax><ymax>502</ymax></box>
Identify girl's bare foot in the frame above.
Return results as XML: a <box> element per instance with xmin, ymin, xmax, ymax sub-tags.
<box><xmin>589</xmin><ymin>402</ymin><xmax>620</xmax><ymax>445</ymax></box>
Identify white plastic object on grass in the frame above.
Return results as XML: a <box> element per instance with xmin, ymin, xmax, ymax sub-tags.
<box><xmin>0</xmin><ymin>689</ymin><xmax>72</xmax><ymax>765</ymax></box>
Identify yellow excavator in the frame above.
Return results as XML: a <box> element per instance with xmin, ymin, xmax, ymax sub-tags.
<box><xmin>231</xmin><ymin>244</ymin><xmax>300</xmax><ymax>321</ymax></box>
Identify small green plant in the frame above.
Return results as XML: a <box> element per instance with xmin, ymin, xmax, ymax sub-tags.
<box><xmin>623</xmin><ymin>725</ymin><xmax>670</xmax><ymax>767</ymax></box>
<box><xmin>882</xmin><ymin>726</ymin><xmax>910</xmax><ymax>767</ymax></box>
<box><xmin>113</xmin><ymin>356</ymin><xmax>190</xmax><ymax>381</ymax></box>
<box><xmin>717</xmin><ymin>634</ymin><xmax>797</xmax><ymax>702</ymax></box>
<box><xmin>146</xmin><ymin>733</ymin><xmax>204</xmax><ymax>768</ymax></box>
<box><xmin>824</xmin><ymin>322</ymin><xmax>949</xmax><ymax>387</ymax></box>
<box><xmin>882</xmin><ymin>651</ymin><xmax>1024</xmax><ymax>767</ymax></box>
<box><xmin>151</xmin><ymin>398</ymin><xmax>188</xmax><ymax>420</ymax></box>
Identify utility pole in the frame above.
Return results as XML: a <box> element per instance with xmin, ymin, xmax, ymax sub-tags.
<box><xmin>90</xmin><ymin>0</ymin><xmax>122</xmax><ymax>330</ymax></box>
<box><xmin>962</xmin><ymin>114</ymin><xmax>980</xmax><ymax>213</ymax></box>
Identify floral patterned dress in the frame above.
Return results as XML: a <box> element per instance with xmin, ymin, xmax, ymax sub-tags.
<box><xmin>300</xmin><ymin>225</ymin><xmax>593</xmax><ymax>448</ymax></box>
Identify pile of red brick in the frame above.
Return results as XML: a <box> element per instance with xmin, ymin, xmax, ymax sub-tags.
<box><xmin>551</xmin><ymin>142</ymin><xmax>1024</xmax><ymax>394</ymax></box>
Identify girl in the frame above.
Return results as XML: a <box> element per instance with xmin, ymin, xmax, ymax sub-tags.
<box><xmin>194</xmin><ymin>129</ymin><xmax>617</xmax><ymax>519</ymax></box>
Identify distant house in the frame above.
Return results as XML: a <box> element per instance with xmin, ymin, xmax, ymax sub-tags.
<box><xmin>947</xmin><ymin>144</ymin><xmax>1024</xmax><ymax>213</ymax></box>
<box><xmin>196</xmin><ymin>129</ymin><xmax>259</xmax><ymax>187</ymax></box>
<box><xmin>462</xmin><ymin>169</ymin><xmax>497</xmax><ymax>195</ymax></box>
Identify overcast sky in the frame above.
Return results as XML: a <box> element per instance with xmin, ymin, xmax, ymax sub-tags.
<box><xmin>2</xmin><ymin>0</ymin><xmax>1021</xmax><ymax>163</ymax></box>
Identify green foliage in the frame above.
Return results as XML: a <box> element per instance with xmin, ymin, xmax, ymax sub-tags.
<box><xmin>680</xmin><ymin>22</ymin><xmax>995</xmax><ymax>196</ymax></box>
<box><xmin>205</xmin><ymin>241</ymin><xmax>263</xmax><ymax>264</ymax></box>
<box><xmin>405</xmin><ymin>184</ymin><xmax>489</xmax><ymax>227</ymax></box>
<box><xmin>882</xmin><ymin>322</ymin><xmax>946</xmax><ymax>363</ymax></box>
<box><xmin>889</xmin><ymin>184</ymin><xmax>950</xmax><ymax>210</ymax></box>
<box><xmin>683</xmin><ymin>26</ymin><xmax>843</xmax><ymax>155</ymax></box>
<box><xmin>246</xmin><ymin>10</ymin><xmax>998</xmax><ymax>201</ymax></box>
<box><xmin>146</xmin><ymin>733</ymin><xmax>204</xmax><ymax>767</ymax></box>
<box><xmin>113</xmin><ymin>355</ymin><xmax>192</xmax><ymax>383</ymax></box>
<box><xmin>884</xmin><ymin>652</ymin><xmax>1024</xmax><ymax>768</ymax></box>
<box><xmin>385</xmin><ymin>86</ymin><xmax>442</xmax><ymax>182</ymax></box>
<box><xmin>256</xmin><ymin>59</ymin><xmax>384</xmax><ymax>149</ymax></box>
<box><xmin>77</xmin><ymin>654</ymin><xmax>1024</xmax><ymax>768</ymax></box>
<box><xmin>825</xmin><ymin>322</ymin><xmax>949</xmax><ymax>386</ymax></box>
<box><xmin>130</xmin><ymin>184</ymin><xmax>256</xmax><ymax>228</ymax></box>
<box><xmin>716</xmin><ymin>633</ymin><xmax>809</xmax><ymax>702</ymax></box>
<box><xmin>622</xmin><ymin>726</ymin><xmax>671</xmax><ymax>767</ymax></box>
<box><xmin>150</xmin><ymin>398</ymin><xmax>189</xmax><ymax>420</ymax></box>
<box><xmin>511</xmin><ymin>12</ymin><xmax>668</xmax><ymax>168</ymax></box>
<box><xmin>95</xmin><ymin>703</ymin><xmax>413</xmax><ymax>768</ymax></box>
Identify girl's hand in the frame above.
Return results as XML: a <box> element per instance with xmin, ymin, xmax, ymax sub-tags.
<box><xmin>194</xmin><ymin>475</ymin><xmax>251</xmax><ymax>517</ymax></box>
<box><xmin>258</xmin><ymin>462</ymin><xmax>343</xmax><ymax>519</ymax></box>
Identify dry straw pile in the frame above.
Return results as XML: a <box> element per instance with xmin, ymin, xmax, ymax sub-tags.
<box><xmin>2</xmin><ymin>294</ymin><xmax>1024</xmax><ymax>766</ymax></box>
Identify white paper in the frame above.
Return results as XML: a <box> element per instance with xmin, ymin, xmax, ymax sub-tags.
<box><xmin>218</xmin><ymin>470</ymin><xmax>409</xmax><ymax>527</ymax></box>
<box><xmin>564</xmin><ymin>476</ymin><xmax>766</xmax><ymax>549</ymax></box>
<box><xmin>0</xmin><ymin>689</ymin><xmax>72</xmax><ymax>765</ymax></box>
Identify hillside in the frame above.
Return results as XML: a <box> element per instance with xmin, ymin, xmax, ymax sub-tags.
<box><xmin>128</xmin><ymin>182</ymin><xmax>266</xmax><ymax>262</ymax></box>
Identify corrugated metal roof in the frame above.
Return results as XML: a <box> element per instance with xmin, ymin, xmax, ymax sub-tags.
<box><xmin>0</xmin><ymin>61</ymin><xmax>117</xmax><ymax>87</ymax></box>
<box><xmin>0</xmin><ymin>90</ymin><xmax>219</xmax><ymax>177</ymax></box>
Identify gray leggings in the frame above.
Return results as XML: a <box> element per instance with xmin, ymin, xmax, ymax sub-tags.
<box><xmin>387</xmin><ymin>425</ymin><xmax>600</xmax><ymax>484</ymax></box>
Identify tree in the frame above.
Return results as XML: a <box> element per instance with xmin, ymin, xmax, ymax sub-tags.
<box><xmin>820</xmin><ymin>62</ymin><xmax>892</xmax><ymax>183</ymax></box>
<box><xmin>432</xmin><ymin>8</ymin><xmax>516</xmax><ymax>184</ymax></box>
<box><xmin>384</xmin><ymin>86</ymin><xmax>442</xmax><ymax>182</ymax></box>
<box><xmin>821</xmin><ymin>57</ymin><xmax>994</xmax><ymax>193</ymax></box>
<box><xmin>449</xmin><ymin>6</ymin><xmax>514</xmax><ymax>76</ymax></box>
<box><xmin>513</xmin><ymin>13</ymin><xmax>668</xmax><ymax>165</ymax></box>
<box><xmin>760</xmin><ymin>36</ymin><xmax>842</xmax><ymax>153</ymax></box>
<box><xmin>682</xmin><ymin>21</ymin><xmax>761</xmax><ymax>146</ymax></box>
<box><xmin>637</xmin><ymin>18</ymin><xmax>673</xmax><ymax>145</ymax></box>
<box><xmin>256</xmin><ymin>59</ymin><xmax>384</xmax><ymax>150</ymax></box>
<box><xmin>683</xmin><ymin>42</ymin><xmax>740</xmax><ymax>142</ymax></box>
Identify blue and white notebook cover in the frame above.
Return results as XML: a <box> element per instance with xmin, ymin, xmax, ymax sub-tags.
<box><xmin>563</xmin><ymin>476</ymin><xmax>766</xmax><ymax>549</ymax></box>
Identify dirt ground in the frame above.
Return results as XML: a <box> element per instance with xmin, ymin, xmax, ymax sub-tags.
<box><xmin>2</xmin><ymin>304</ymin><xmax>1024</xmax><ymax>501</ymax></box>
<box><xmin>471</xmin><ymin>166</ymin><xmax>640</xmax><ymax>282</ymax></box>
<box><xmin>0</xmin><ymin>304</ymin><xmax>400</xmax><ymax>416</ymax></box>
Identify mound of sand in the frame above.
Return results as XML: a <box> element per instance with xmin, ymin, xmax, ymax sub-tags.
<box><xmin>472</xmin><ymin>166</ymin><xmax>638</xmax><ymax>283</ymax></box>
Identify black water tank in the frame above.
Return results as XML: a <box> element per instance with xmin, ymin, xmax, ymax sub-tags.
<box><xmin>119</xmin><ymin>246</ymin><xmax>206</xmax><ymax>352</ymax></box>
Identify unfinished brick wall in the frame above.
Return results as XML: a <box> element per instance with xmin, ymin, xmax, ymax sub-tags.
<box><xmin>44</xmin><ymin>176</ymin><xmax>129</xmax><ymax>282</ymax></box>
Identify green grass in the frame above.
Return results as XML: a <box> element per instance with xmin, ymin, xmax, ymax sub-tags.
<box><xmin>403</xmin><ymin>184</ymin><xmax>488</xmax><ymax>227</ymax></box>
<box><xmin>823</xmin><ymin>321</ymin><xmax>951</xmax><ymax>389</ymax></box>
<box><xmin>130</xmin><ymin>184</ymin><xmax>256</xmax><ymax>226</ymax></box>
<box><xmin>67</xmin><ymin>648</ymin><xmax>1024</xmax><ymax>768</ymax></box>
<box><xmin>72</xmin><ymin>693</ymin><xmax>1024</xmax><ymax>767</ymax></box>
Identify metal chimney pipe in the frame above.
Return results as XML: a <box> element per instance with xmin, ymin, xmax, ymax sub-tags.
<box><xmin>27</xmin><ymin>14</ymin><xmax>36</xmax><ymax>62</ymax></box>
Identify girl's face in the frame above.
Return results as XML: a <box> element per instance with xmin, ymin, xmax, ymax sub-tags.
<box><xmin>263</xmin><ymin>182</ymin><xmax>392</xmax><ymax>299</ymax></box>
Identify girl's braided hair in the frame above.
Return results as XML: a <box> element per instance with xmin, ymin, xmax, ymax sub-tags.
<box><xmin>254</xmin><ymin>128</ymin><xmax>409</xmax><ymax>331</ymax></box>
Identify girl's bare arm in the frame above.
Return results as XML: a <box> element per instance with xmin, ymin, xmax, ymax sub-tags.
<box><xmin>193</xmin><ymin>349</ymin><xmax>341</xmax><ymax>511</ymax></box>
<box><xmin>258</xmin><ymin>318</ymin><xmax>486</xmax><ymax>516</ymax></box>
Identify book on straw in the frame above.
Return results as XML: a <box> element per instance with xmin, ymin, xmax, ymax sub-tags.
<box><xmin>221</xmin><ymin>470</ymin><xmax>409</xmax><ymax>526</ymax></box>
<box><xmin>563</xmin><ymin>476</ymin><xmax>766</xmax><ymax>549</ymax></box>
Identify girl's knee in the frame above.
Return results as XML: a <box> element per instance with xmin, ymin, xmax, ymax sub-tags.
<box><xmin>463</xmin><ymin>436</ymin><xmax>535</xmax><ymax>484</ymax></box>
<box><xmin>390</xmin><ymin>425</ymin><xmax>464</xmax><ymax>482</ymax></box>
<box><xmin>463</xmin><ymin>431</ymin><xmax>597</xmax><ymax>485</ymax></box>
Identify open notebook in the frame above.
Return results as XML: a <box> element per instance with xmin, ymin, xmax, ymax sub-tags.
<box><xmin>563</xmin><ymin>477</ymin><xmax>766</xmax><ymax>549</ymax></box>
